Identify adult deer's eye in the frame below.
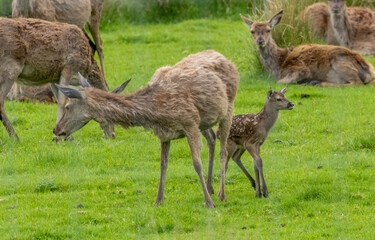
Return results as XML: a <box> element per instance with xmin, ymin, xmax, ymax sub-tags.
<box><xmin>266</xmin><ymin>29</ymin><xmax>271</xmax><ymax>33</ymax></box>
<box><xmin>251</xmin><ymin>30</ymin><xmax>255</xmax><ymax>34</ymax></box>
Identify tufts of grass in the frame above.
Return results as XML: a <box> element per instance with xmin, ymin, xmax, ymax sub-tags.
<box><xmin>349</xmin><ymin>134</ymin><xmax>375</xmax><ymax>151</ymax></box>
<box><xmin>34</xmin><ymin>178</ymin><xmax>61</xmax><ymax>193</ymax></box>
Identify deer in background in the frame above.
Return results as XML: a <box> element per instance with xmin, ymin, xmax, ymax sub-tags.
<box><xmin>12</xmin><ymin>0</ymin><xmax>105</xmax><ymax>75</ymax></box>
<box><xmin>52</xmin><ymin>50</ymin><xmax>239</xmax><ymax>208</ymax></box>
<box><xmin>241</xmin><ymin>11</ymin><xmax>375</xmax><ymax>86</ymax></box>
<box><xmin>7</xmin><ymin>84</ymin><xmax>56</xmax><ymax>104</ymax></box>
<box><xmin>212</xmin><ymin>87</ymin><xmax>294</xmax><ymax>199</ymax></box>
<box><xmin>0</xmin><ymin>17</ymin><xmax>110</xmax><ymax>141</ymax></box>
<box><xmin>328</xmin><ymin>0</ymin><xmax>375</xmax><ymax>56</ymax></box>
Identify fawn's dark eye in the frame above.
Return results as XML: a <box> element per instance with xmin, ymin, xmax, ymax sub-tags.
<box><xmin>251</xmin><ymin>30</ymin><xmax>255</xmax><ymax>34</ymax></box>
<box><xmin>277</xmin><ymin>99</ymin><xmax>282</xmax><ymax>102</ymax></box>
<box><xmin>266</xmin><ymin>29</ymin><xmax>271</xmax><ymax>33</ymax></box>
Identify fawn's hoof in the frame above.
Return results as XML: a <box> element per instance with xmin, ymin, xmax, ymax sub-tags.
<box><xmin>153</xmin><ymin>200</ymin><xmax>163</xmax><ymax>207</ymax></box>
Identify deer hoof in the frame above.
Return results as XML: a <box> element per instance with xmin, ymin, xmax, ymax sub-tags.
<box><xmin>206</xmin><ymin>200</ymin><xmax>216</xmax><ymax>208</ymax></box>
<box><xmin>217</xmin><ymin>192</ymin><xmax>226</xmax><ymax>202</ymax></box>
<box><xmin>52</xmin><ymin>135</ymin><xmax>62</xmax><ymax>143</ymax></box>
<box><xmin>153</xmin><ymin>200</ymin><xmax>163</xmax><ymax>207</ymax></box>
<box><xmin>263</xmin><ymin>192</ymin><xmax>269</xmax><ymax>198</ymax></box>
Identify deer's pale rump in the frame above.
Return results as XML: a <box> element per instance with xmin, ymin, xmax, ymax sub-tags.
<box><xmin>0</xmin><ymin>17</ymin><xmax>109</xmax><ymax>140</ymax></box>
<box><xmin>53</xmin><ymin>50</ymin><xmax>240</xmax><ymax>208</ymax></box>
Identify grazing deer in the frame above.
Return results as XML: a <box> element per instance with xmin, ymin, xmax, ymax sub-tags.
<box><xmin>212</xmin><ymin>87</ymin><xmax>294</xmax><ymax>199</ymax></box>
<box><xmin>0</xmin><ymin>17</ymin><xmax>111</xmax><ymax>141</ymax></box>
<box><xmin>328</xmin><ymin>0</ymin><xmax>375</xmax><ymax>56</ymax></box>
<box><xmin>53</xmin><ymin>50</ymin><xmax>240</xmax><ymax>208</ymax></box>
<box><xmin>241</xmin><ymin>11</ymin><xmax>375</xmax><ymax>86</ymax></box>
<box><xmin>12</xmin><ymin>0</ymin><xmax>105</xmax><ymax>77</ymax></box>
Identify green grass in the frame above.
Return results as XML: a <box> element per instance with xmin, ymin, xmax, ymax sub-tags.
<box><xmin>1</xmin><ymin>19</ymin><xmax>375</xmax><ymax>239</ymax></box>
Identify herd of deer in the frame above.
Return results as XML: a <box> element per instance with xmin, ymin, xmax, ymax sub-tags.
<box><xmin>0</xmin><ymin>0</ymin><xmax>374</xmax><ymax>208</ymax></box>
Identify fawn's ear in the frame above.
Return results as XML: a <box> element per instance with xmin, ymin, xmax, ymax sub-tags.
<box><xmin>269</xmin><ymin>10</ymin><xmax>283</xmax><ymax>28</ymax></box>
<box><xmin>55</xmin><ymin>84</ymin><xmax>83</xmax><ymax>99</ymax></box>
<box><xmin>240</xmin><ymin>14</ymin><xmax>254</xmax><ymax>28</ymax></box>
<box><xmin>280</xmin><ymin>86</ymin><xmax>288</xmax><ymax>94</ymax></box>
<box><xmin>112</xmin><ymin>78</ymin><xmax>131</xmax><ymax>94</ymax></box>
<box><xmin>267</xmin><ymin>88</ymin><xmax>273</xmax><ymax>99</ymax></box>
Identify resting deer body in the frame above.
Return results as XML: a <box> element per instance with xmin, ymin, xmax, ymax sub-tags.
<box><xmin>0</xmin><ymin>17</ymin><xmax>110</xmax><ymax>140</ymax></box>
<box><xmin>241</xmin><ymin>11</ymin><xmax>375</xmax><ymax>86</ymax></box>
<box><xmin>212</xmin><ymin>87</ymin><xmax>294</xmax><ymax>199</ymax></box>
<box><xmin>53</xmin><ymin>50</ymin><xmax>240</xmax><ymax>208</ymax></box>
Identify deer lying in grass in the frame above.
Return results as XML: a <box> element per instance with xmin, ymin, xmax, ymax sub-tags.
<box><xmin>12</xmin><ymin>0</ymin><xmax>105</xmax><ymax>77</ymax></box>
<box><xmin>241</xmin><ymin>11</ymin><xmax>375</xmax><ymax>86</ymax></box>
<box><xmin>328</xmin><ymin>0</ymin><xmax>375</xmax><ymax>56</ymax></box>
<box><xmin>7</xmin><ymin>84</ymin><xmax>55</xmax><ymax>104</ymax></box>
<box><xmin>53</xmin><ymin>50</ymin><xmax>239</xmax><ymax>208</ymax></box>
<box><xmin>0</xmin><ymin>17</ymin><xmax>111</xmax><ymax>141</ymax></box>
<box><xmin>212</xmin><ymin>87</ymin><xmax>294</xmax><ymax>199</ymax></box>
<box><xmin>302</xmin><ymin>1</ymin><xmax>375</xmax><ymax>56</ymax></box>
<box><xmin>302</xmin><ymin>3</ymin><xmax>339</xmax><ymax>45</ymax></box>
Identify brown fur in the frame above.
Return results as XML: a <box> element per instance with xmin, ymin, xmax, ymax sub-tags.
<box><xmin>213</xmin><ymin>87</ymin><xmax>294</xmax><ymax>199</ymax></box>
<box><xmin>241</xmin><ymin>11</ymin><xmax>375</xmax><ymax>86</ymax></box>
<box><xmin>7</xmin><ymin>84</ymin><xmax>55</xmax><ymax>103</ymax></box>
<box><xmin>301</xmin><ymin>3</ymin><xmax>339</xmax><ymax>45</ymax></box>
<box><xmin>53</xmin><ymin>50</ymin><xmax>240</xmax><ymax>208</ymax></box>
<box><xmin>329</xmin><ymin>0</ymin><xmax>375</xmax><ymax>56</ymax></box>
<box><xmin>302</xmin><ymin>2</ymin><xmax>375</xmax><ymax>55</ymax></box>
<box><xmin>12</xmin><ymin>0</ymin><xmax>106</xmax><ymax>76</ymax></box>
<box><xmin>0</xmin><ymin>17</ymin><xmax>109</xmax><ymax>140</ymax></box>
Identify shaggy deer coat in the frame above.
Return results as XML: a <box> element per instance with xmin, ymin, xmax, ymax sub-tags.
<box><xmin>302</xmin><ymin>2</ymin><xmax>375</xmax><ymax>56</ymax></box>
<box><xmin>0</xmin><ymin>17</ymin><xmax>109</xmax><ymax>140</ymax></box>
<box><xmin>12</xmin><ymin>0</ymin><xmax>105</xmax><ymax>75</ymax></box>
<box><xmin>241</xmin><ymin>11</ymin><xmax>375</xmax><ymax>86</ymax></box>
<box><xmin>53</xmin><ymin>50</ymin><xmax>240</xmax><ymax>208</ymax></box>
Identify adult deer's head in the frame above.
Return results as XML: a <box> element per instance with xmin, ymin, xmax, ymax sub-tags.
<box><xmin>53</xmin><ymin>74</ymin><xmax>131</xmax><ymax>139</ymax></box>
<box><xmin>267</xmin><ymin>86</ymin><xmax>294</xmax><ymax>110</ymax></box>
<box><xmin>328</xmin><ymin>0</ymin><xmax>347</xmax><ymax>16</ymax></box>
<box><xmin>241</xmin><ymin>10</ymin><xmax>283</xmax><ymax>48</ymax></box>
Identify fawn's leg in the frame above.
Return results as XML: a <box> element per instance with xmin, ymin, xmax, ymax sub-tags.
<box><xmin>231</xmin><ymin>148</ymin><xmax>256</xmax><ymax>189</ymax></box>
<box><xmin>186</xmin><ymin>126</ymin><xmax>215</xmax><ymax>208</ymax></box>
<box><xmin>245</xmin><ymin>142</ymin><xmax>268</xmax><ymax>198</ymax></box>
<box><xmin>202</xmin><ymin>129</ymin><xmax>216</xmax><ymax>195</ymax></box>
<box><xmin>154</xmin><ymin>140</ymin><xmax>171</xmax><ymax>206</ymax></box>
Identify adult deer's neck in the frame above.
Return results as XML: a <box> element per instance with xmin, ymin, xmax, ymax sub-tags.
<box><xmin>257</xmin><ymin>100</ymin><xmax>279</xmax><ymax>133</ymax></box>
<box><xmin>86</xmin><ymin>87</ymin><xmax>157</xmax><ymax>129</ymax></box>
<box><xmin>258</xmin><ymin>39</ymin><xmax>287</xmax><ymax>79</ymax></box>
<box><xmin>331</xmin><ymin>8</ymin><xmax>351</xmax><ymax>48</ymax></box>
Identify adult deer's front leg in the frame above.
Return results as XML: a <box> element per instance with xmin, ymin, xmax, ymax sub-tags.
<box><xmin>154</xmin><ymin>140</ymin><xmax>170</xmax><ymax>207</ymax></box>
<box><xmin>0</xmin><ymin>60</ymin><xmax>23</xmax><ymax>140</ymax></box>
<box><xmin>186</xmin><ymin>127</ymin><xmax>215</xmax><ymax>208</ymax></box>
<box><xmin>202</xmin><ymin>129</ymin><xmax>215</xmax><ymax>195</ymax></box>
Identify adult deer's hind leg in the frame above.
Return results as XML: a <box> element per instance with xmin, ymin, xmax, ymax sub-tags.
<box><xmin>186</xmin><ymin>126</ymin><xmax>215</xmax><ymax>208</ymax></box>
<box><xmin>202</xmin><ymin>128</ymin><xmax>216</xmax><ymax>195</ymax></box>
<box><xmin>0</xmin><ymin>60</ymin><xmax>23</xmax><ymax>140</ymax></box>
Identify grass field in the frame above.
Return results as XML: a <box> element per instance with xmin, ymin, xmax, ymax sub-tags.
<box><xmin>1</xmin><ymin>18</ymin><xmax>375</xmax><ymax>239</ymax></box>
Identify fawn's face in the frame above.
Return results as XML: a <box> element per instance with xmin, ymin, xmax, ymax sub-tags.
<box><xmin>328</xmin><ymin>0</ymin><xmax>346</xmax><ymax>16</ymax></box>
<box><xmin>267</xmin><ymin>87</ymin><xmax>294</xmax><ymax>110</ymax></box>
<box><xmin>241</xmin><ymin>11</ymin><xmax>283</xmax><ymax>48</ymax></box>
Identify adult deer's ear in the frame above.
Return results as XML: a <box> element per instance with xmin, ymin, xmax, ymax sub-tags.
<box><xmin>78</xmin><ymin>73</ymin><xmax>91</xmax><ymax>88</ymax></box>
<box><xmin>240</xmin><ymin>14</ymin><xmax>254</xmax><ymax>28</ymax></box>
<box><xmin>112</xmin><ymin>78</ymin><xmax>131</xmax><ymax>94</ymax></box>
<box><xmin>55</xmin><ymin>84</ymin><xmax>83</xmax><ymax>99</ymax></box>
<box><xmin>267</xmin><ymin>88</ymin><xmax>273</xmax><ymax>99</ymax></box>
<box><xmin>280</xmin><ymin>86</ymin><xmax>288</xmax><ymax>94</ymax></box>
<box><xmin>269</xmin><ymin>10</ymin><xmax>283</xmax><ymax>28</ymax></box>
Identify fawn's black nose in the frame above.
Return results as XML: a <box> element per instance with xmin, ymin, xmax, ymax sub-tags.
<box><xmin>257</xmin><ymin>39</ymin><xmax>265</xmax><ymax>45</ymax></box>
<box><xmin>288</xmin><ymin>102</ymin><xmax>295</xmax><ymax>110</ymax></box>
